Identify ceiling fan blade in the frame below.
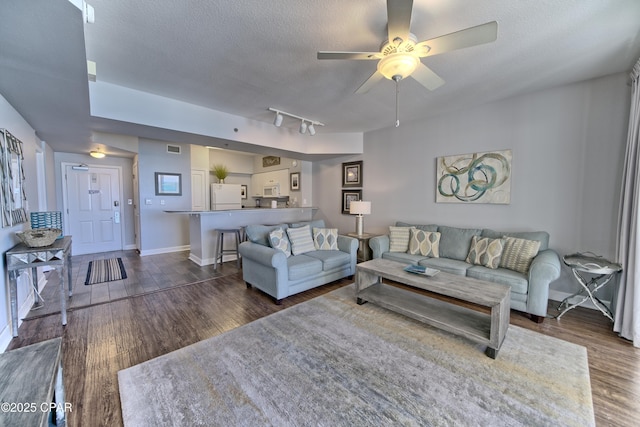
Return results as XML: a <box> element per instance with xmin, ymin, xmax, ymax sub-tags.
<box><xmin>355</xmin><ymin>71</ymin><xmax>385</xmax><ymax>94</ymax></box>
<box><xmin>387</xmin><ymin>0</ymin><xmax>413</xmax><ymax>43</ymax></box>
<box><xmin>411</xmin><ymin>63</ymin><xmax>445</xmax><ymax>91</ymax></box>
<box><xmin>415</xmin><ymin>21</ymin><xmax>498</xmax><ymax>57</ymax></box>
<box><xmin>317</xmin><ymin>51</ymin><xmax>381</xmax><ymax>60</ymax></box>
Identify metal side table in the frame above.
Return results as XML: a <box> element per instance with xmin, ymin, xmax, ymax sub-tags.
<box><xmin>558</xmin><ymin>252</ymin><xmax>622</xmax><ymax>321</ymax></box>
<box><xmin>5</xmin><ymin>236</ymin><xmax>73</xmax><ymax>337</ymax></box>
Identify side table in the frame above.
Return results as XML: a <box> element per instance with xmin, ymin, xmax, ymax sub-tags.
<box><xmin>558</xmin><ymin>252</ymin><xmax>622</xmax><ymax>321</ymax></box>
<box><xmin>347</xmin><ymin>233</ymin><xmax>378</xmax><ymax>263</ymax></box>
<box><xmin>5</xmin><ymin>236</ymin><xmax>73</xmax><ymax>337</ymax></box>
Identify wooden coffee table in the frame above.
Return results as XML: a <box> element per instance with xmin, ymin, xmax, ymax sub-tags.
<box><xmin>356</xmin><ymin>258</ymin><xmax>510</xmax><ymax>358</ymax></box>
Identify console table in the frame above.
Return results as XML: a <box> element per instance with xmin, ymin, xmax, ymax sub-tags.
<box><xmin>5</xmin><ymin>236</ymin><xmax>73</xmax><ymax>337</ymax></box>
<box><xmin>0</xmin><ymin>337</ymin><xmax>66</xmax><ymax>426</ymax></box>
<box><xmin>356</xmin><ymin>258</ymin><xmax>510</xmax><ymax>358</ymax></box>
<box><xmin>558</xmin><ymin>252</ymin><xmax>622</xmax><ymax>321</ymax></box>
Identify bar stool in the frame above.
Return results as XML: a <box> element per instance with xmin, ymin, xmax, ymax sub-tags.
<box><xmin>214</xmin><ymin>228</ymin><xmax>242</xmax><ymax>270</ymax></box>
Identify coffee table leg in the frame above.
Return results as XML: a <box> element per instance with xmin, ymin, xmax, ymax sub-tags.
<box><xmin>485</xmin><ymin>347</ymin><xmax>498</xmax><ymax>359</ymax></box>
<box><xmin>355</xmin><ymin>269</ymin><xmax>380</xmax><ymax>304</ymax></box>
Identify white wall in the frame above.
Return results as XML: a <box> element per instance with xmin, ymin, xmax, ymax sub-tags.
<box><xmin>313</xmin><ymin>72</ymin><xmax>630</xmax><ymax>299</ymax></box>
<box><xmin>138</xmin><ymin>139</ymin><xmax>192</xmax><ymax>254</ymax></box>
<box><xmin>0</xmin><ymin>94</ymin><xmax>45</xmax><ymax>349</ymax></box>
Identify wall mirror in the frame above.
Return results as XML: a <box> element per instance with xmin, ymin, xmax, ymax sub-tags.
<box><xmin>1</xmin><ymin>129</ymin><xmax>28</xmax><ymax>227</ymax></box>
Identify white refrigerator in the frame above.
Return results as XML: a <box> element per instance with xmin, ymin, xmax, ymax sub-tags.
<box><xmin>211</xmin><ymin>184</ymin><xmax>242</xmax><ymax>210</ymax></box>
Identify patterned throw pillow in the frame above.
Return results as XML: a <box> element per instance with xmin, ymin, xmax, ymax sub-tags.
<box><xmin>313</xmin><ymin>227</ymin><xmax>338</xmax><ymax>250</ymax></box>
<box><xmin>499</xmin><ymin>237</ymin><xmax>541</xmax><ymax>274</ymax></box>
<box><xmin>286</xmin><ymin>225</ymin><xmax>316</xmax><ymax>255</ymax></box>
<box><xmin>268</xmin><ymin>228</ymin><xmax>291</xmax><ymax>257</ymax></box>
<box><xmin>466</xmin><ymin>236</ymin><xmax>505</xmax><ymax>269</ymax></box>
<box><xmin>408</xmin><ymin>228</ymin><xmax>441</xmax><ymax>257</ymax></box>
<box><xmin>389</xmin><ymin>226</ymin><xmax>411</xmax><ymax>252</ymax></box>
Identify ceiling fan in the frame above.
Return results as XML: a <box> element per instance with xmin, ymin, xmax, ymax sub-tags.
<box><xmin>317</xmin><ymin>0</ymin><xmax>498</xmax><ymax>126</ymax></box>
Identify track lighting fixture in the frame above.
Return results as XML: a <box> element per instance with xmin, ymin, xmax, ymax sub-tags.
<box><xmin>273</xmin><ymin>112</ymin><xmax>283</xmax><ymax>127</ymax></box>
<box><xmin>268</xmin><ymin>108</ymin><xmax>324</xmax><ymax>136</ymax></box>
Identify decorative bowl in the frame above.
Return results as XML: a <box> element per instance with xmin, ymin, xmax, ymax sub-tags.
<box><xmin>16</xmin><ymin>228</ymin><xmax>62</xmax><ymax>247</ymax></box>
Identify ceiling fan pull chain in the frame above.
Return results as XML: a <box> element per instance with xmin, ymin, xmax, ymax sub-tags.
<box><xmin>394</xmin><ymin>75</ymin><xmax>401</xmax><ymax>127</ymax></box>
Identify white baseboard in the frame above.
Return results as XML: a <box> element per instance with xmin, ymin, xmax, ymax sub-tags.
<box><xmin>548</xmin><ymin>289</ymin><xmax>610</xmax><ymax>311</ymax></box>
<box><xmin>139</xmin><ymin>245</ymin><xmax>190</xmax><ymax>256</ymax></box>
<box><xmin>1</xmin><ymin>275</ymin><xmax>38</xmax><ymax>352</ymax></box>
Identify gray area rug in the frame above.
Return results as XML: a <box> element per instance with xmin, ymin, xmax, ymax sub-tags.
<box><xmin>118</xmin><ymin>285</ymin><xmax>595</xmax><ymax>426</ymax></box>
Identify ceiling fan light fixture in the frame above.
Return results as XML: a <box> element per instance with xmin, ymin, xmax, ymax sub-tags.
<box><xmin>377</xmin><ymin>53</ymin><xmax>419</xmax><ymax>80</ymax></box>
<box><xmin>90</xmin><ymin>150</ymin><xmax>105</xmax><ymax>159</ymax></box>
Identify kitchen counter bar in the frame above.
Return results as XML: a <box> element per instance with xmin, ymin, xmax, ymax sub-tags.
<box><xmin>166</xmin><ymin>207</ymin><xmax>318</xmax><ymax>266</ymax></box>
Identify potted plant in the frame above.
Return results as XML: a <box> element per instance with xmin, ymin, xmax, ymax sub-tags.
<box><xmin>212</xmin><ymin>164</ymin><xmax>229</xmax><ymax>183</ymax></box>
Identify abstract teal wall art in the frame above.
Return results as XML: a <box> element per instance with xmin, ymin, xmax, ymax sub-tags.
<box><xmin>436</xmin><ymin>149</ymin><xmax>512</xmax><ymax>204</ymax></box>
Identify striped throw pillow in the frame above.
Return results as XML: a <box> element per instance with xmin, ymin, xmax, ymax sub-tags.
<box><xmin>408</xmin><ymin>228</ymin><xmax>440</xmax><ymax>257</ymax></box>
<box><xmin>286</xmin><ymin>225</ymin><xmax>316</xmax><ymax>255</ymax></box>
<box><xmin>466</xmin><ymin>236</ymin><xmax>504</xmax><ymax>269</ymax></box>
<box><xmin>389</xmin><ymin>226</ymin><xmax>411</xmax><ymax>252</ymax></box>
<box><xmin>499</xmin><ymin>237</ymin><xmax>541</xmax><ymax>274</ymax></box>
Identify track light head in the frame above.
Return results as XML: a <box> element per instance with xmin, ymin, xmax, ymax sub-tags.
<box><xmin>299</xmin><ymin>121</ymin><xmax>307</xmax><ymax>134</ymax></box>
<box><xmin>308</xmin><ymin>123</ymin><xmax>316</xmax><ymax>136</ymax></box>
<box><xmin>273</xmin><ymin>112</ymin><xmax>283</xmax><ymax>127</ymax></box>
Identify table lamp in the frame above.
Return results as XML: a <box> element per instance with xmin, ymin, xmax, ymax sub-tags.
<box><xmin>350</xmin><ymin>201</ymin><xmax>371</xmax><ymax>236</ymax></box>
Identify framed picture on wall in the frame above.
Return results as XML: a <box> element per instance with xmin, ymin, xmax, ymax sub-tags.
<box><xmin>240</xmin><ymin>185</ymin><xmax>247</xmax><ymax>199</ymax></box>
<box><xmin>155</xmin><ymin>172</ymin><xmax>182</xmax><ymax>196</ymax></box>
<box><xmin>342</xmin><ymin>161</ymin><xmax>363</xmax><ymax>187</ymax></box>
<box><xmin>342</xmin><ymin>190</ymin><xmax>362</xmax><ymax>214</ymax></box>
<box><xmin>290</xmin><ymin>172</ymin><xmax>300</xmax><ymax>191</ymax></box>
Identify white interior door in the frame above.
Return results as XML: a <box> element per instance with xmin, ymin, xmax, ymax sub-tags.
<box><xmin>65</xmin><ymin>165</ymin><xmax>122</xmax><ymax>255</ymax></box>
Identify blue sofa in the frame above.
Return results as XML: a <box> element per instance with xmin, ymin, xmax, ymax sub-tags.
<box><xmin>239</xmin><ymin>220</ymin><xmax>358</xmax><ymax>304</ymax></box>
<box><xmin>369</xmin><ymin>222</ymin><xmax>561</xmax><ymax>322</ymax></box>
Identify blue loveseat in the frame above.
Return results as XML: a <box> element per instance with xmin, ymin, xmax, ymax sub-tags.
<box><xmin>239</xmin><ymin>220</ymin><xmax>358</xmax><ymax>304</ymax></box>
<box><xmin>369</xmin><ymin>222</ymin><xmax>561</xmax><ymax>322</ymax></box>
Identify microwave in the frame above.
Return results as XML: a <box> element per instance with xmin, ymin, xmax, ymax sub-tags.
<box><xmin>263</xmin><ymin>183</ymin><xmax>280</xmax><ymax>197</ymax></box>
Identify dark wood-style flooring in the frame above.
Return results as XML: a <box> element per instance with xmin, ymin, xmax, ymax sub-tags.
<box><xmin>7</xmin><ymin>251</ymin><xmax>640</xmax><ymax>426</ymax></box>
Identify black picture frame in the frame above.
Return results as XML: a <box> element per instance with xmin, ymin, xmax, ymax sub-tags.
<box><xmin>342</xmin><ymin>160</ymin><xmax>363</xmax><ymax>187</ymax></box>
<box><xmin>155</xmin><ymin>172</ymin><xmax>182</xmax><ymax>196</ymax></box>
<box><xmin>240</xmin><ymin>185</ymin><xmax>247</xmax><ymax>199</ymax></box>
<box><xmin>342</xmin><ymin>190</ymin><xmax>362</xmax><ymax>214</ymax></box>
<box><xmin>290</xmin><ymin>172</ymin><xmax>300</xmax><ymax>191</ymax></box>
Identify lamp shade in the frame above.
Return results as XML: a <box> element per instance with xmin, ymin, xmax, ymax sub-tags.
<box><xmin>350</xmin><ymin>200</ymin><xmax>371</xmax><ymax>215</ymax></box>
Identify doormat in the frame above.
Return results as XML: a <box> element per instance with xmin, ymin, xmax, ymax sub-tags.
<box><xmin>85</xmin><ymin>258</ymin><xmax>127</xmax><ymax>285</ymax></box>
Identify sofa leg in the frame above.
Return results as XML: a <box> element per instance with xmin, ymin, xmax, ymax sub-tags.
<box><xmin>245</xmin><ymin>281</ymin><xmax>252</xmax><ymax>289</ymax></box>
<box><xmin>531</xmin><ymin>314</ymin><xmax>545</xmax><ymax>324</ymax></box>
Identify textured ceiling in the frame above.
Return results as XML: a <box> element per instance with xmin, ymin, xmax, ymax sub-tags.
<box><xmin>1</xmin><ymin>0</ymin><xmax>640</xmax><ymax>157</ymax></box>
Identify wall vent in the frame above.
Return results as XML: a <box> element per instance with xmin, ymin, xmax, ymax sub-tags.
<box><xmin>167</xmin><ymin>144</ymin><xmax>181</xmax><ymax>154</ymax></box>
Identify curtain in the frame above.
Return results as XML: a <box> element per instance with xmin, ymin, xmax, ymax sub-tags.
<box><xmin>615</xmin><ymin>57</ymin><xmax>640</xmax><ymax>347</ymax></box>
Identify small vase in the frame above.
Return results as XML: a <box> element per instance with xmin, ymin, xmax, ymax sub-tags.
<box><xmin>219</xmin><ymin>179</ymin><xmax>225</xmax><ymax>184</ymax></box>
